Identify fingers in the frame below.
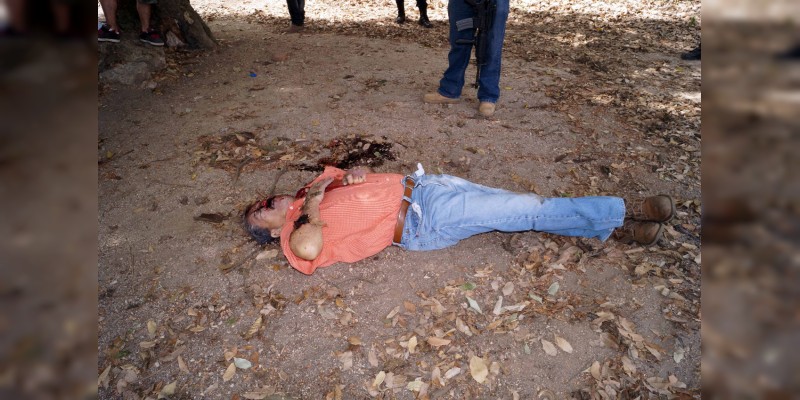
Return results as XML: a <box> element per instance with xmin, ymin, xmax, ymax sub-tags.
<box><xmin>343</xmin><ymin>173</ymin><xmax>366</xmax><ymax>186</ymax></box>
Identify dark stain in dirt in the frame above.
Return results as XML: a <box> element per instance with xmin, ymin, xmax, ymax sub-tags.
<box><xmin>198</xmin><ymin>132</ymin><xmax>395</xmax><ymax>174</ymax></box>
<box><xmin>194</xmin><ymin>213</ymin><xmax>228</xmax><ymax>223</ymax></box>
<box><xmin>311</xmin><ymin>135</ymin><xmax>396</xmax><ymax>171</ymax></box>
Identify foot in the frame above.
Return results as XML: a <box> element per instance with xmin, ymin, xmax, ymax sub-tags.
<box><xmin>423</xmin><ymin>92</ymin><xmax>459</xmax><ymax>104</ymax></box>
<box><xmin>680</xmin><ymin>45</ymin><xmax>700</xmax><ymax>60</ymax></box>
<box><xmin>613</xmin><ymin>220</ymin><xmax>664</xmax><ymax>246</ymax></box>
<box><xmin>139</xmin><ymin>29</ymin><xmax>164</xmax><ymax>46</ymax></box>
<box><xmin>98</xmin><ymin>24</ymin><xmax>120</xmax><ymax>43</ymax></box>
<box><xmin>396</xmin><ymin>15</ymin><xmax>406</xmax><ymax>24</ymax></box>
<box><xmin>478</xmin><ymin>101</ymin><xmax>495</xmax><ymax>117</ymax></box>
<box><xmin>776</xmin><ymin>44</ymin><xmax>800</xmax><ymax>60</ymax></box>
<box><xmin>287</xmin><ymin>24</ymin><xmax>305</xmax><ymax>33</ymax></box>
<box><xmin>418</xmin><ymin>16</ymin><xmax>432</xmax><ymax>28</ymax></box>
<box><xmin>629</xmin><ymin>195</ymin><xmax>675</xmax><ymax>223</ymax></box>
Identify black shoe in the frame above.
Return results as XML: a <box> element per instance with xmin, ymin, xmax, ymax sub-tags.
<box><xmin>139</xmin><ymin>29</ymin><xmax>164</xmax><ymax>46</ymax></box>
<box><xmin>680</xmin><ymin>45</ymin><xmax>700</xmax><ymax>60</ymax></box>
<box><xmin>396</xmin><ymin>14</ymin><xmax>406</xmax><ymax>24</ymax></box>
<box><xmin>776</xmin><ymin>44</ymin><xmax>800</xmax><ymax>60</ymax></box>
<box><xmin>98</xmin><ymin>24</ymin><xmax>120</xmax><ymax>43</ymax></box>
<box><xmin>418</xmin><ymin>16</ymin><xmax>432</xmax><ymax>28</ymax></box>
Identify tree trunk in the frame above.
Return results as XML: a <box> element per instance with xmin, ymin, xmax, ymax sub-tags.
<box><xmin>118</xmin><ymin>0</ymin><xmax>216</xmax><ymax>49</ymax></box>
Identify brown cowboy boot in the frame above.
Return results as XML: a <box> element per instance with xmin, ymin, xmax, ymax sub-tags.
<box><xmin>613</xmin><ymin>220</ymin><xmax>664</xmax><ymax>246</ymax></box>
<box><xmin>629</xmin><ymin>195</ymin><xmax>675</xmax><ymax>223</ymax></box>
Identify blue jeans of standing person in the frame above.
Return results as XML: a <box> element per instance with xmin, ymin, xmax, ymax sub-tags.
<box><xmin>397</xmin><ymin>173</ymin><xmax>626</xmax><ymax>251</ymax></box>
<box><xmin>436</xmin><ymin>0</ymin><xmax>509</xmax><ymax>104</ymax></box>
<box><xmin>286</xmin><ymin>0</ymin><xmax>305</xmax><ymax>26</ymax></box>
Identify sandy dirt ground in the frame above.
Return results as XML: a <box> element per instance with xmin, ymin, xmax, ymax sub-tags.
<box><xmin>97</xmin><ymin>0</ymin><xmax>701</xmax><ymax>398</ymax></box>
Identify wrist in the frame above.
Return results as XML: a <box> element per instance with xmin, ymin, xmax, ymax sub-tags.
<box><xmin>294</xmin><ymin>213</ymin><xmax>323</xmax><ymax>230</ymax></box>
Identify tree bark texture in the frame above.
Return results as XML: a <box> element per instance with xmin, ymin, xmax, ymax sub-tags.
<box><xmin>118</xmin><ymin>0</ymin><xmax>216</xmax><ymax>49</ymax></box>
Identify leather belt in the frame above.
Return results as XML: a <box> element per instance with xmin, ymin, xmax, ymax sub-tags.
<box><xmin>393</xmin><ymin>178</ymin><xmax>415</xmax><ymax>244</ymax></box>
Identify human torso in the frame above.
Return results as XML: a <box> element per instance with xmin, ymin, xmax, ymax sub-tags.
<box><xmin>280</xmin><ymin>167</ymin><xmax>405</xmax><ymax>274</ymax></box>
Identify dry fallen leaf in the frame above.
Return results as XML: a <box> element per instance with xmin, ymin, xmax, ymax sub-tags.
<box><xmin>431</xmin><ymin>367</ymin><xmax>444</xmax><ymax>386</ymax></box>
<box><xmin>427</xmin><ymin>337</ymin><xmax>452</xmax><ymax>347</ymax></box>
<box><xmin>408</xmin><ymin>336</ymin><xmax>418</xmax><ymax>354</ymax></box>
<box><xmin>406</xmin><ymin>378</ymin><xmax>424</xmax><ymax>392</ymax></box>
<box><xmin>621</xmin><ymin>355</ymin><xmax>637</xmax><ymax>375</ymax></box>
<box><xmin>139</xmin><ymin>341</ymin><xmax>156</xmax><ymax>349</ymax></box>
<box><xmin>224</xmin><ymin>347</ymin><xmax>238</xmax><ymax>361</ymax></box>
<box><xmin>245</xmin><ymin>316</ymin><xmax>262</xmax><ymax>339</ymax></box>
<box><xmin>444</xmin><ymin>367</ymin><xmax>461</xmax><ymax>379</ymax></box>
<box><xmin>492</xmin><ymin>296</ymin><xmax>504</xmax><ymax>315</ymax></box>
<box><xmin>242</xmin><ymin>387</ymin><xmax>276</xmax><ymax>399</ymax></box>
<box><xmin>403</xmin><ymin>300</ymin><xmax>416</xmax><ymax>313</ymax></box>
<box><xmin>203</xmin><ymin>383</ymin><xmax>218</xmax><ymax>396</ymax></box>
<box><xmin>373</xmin><ymin>371</ymin><xmax>386</xmax><ymax>388</ymax></box>
<box><xmin>541</xmin><ymin>339</ymin><xmax>558</xmax><ymax>356</ymax></box>
<box><xmin>554</xmin><ymin>334</ymin><xmax>573</xmax><ymax>353</ymax></box>
<box><xmin>547</xmin><ymin>282</ymin><xmax>560</xmax><ymax>296</ymax></box>
<box><xmin>255</xmin><ymin>249</ymin><xmax>279</xmax><ymax>260</ymax></box>
<box><xmin>98</xmin><ymin>365</ymin><xmax>111</xmax><ymax>388</ymax></box>
<box><xmin>158</xmin><ymin>381</ymin><xmax>176</xmax><ymax>399</ymax></box>
<box><xmin>466</xmin><ymin>297</ymin><xmax>482</xmax><ymax>314</ymax></box>
<box><xmin>234</xmin><ymin>357</ymin><xmax>252</xmax><ymax>369</ymax></box>
<box><xmin>489</xmin><ymin>362</ymin><xmax>500</xmax><ymax>375</ymax></box>
<box><xmin>348</xmin><ymin>336</ymin><xmax>362</xmax><ymax>346</ymax></box>
<box><xmin>456</xmin><ymin>317</ymin><xmax>473</xmax><ymax>337</ymax></box>
<box><xmin>674</xmin><ymin>346</ymin><xmax>685</xmax><ymax>363</ymax></box>
<box><xmin>386</xmin><ymin>306</ymin><xmax>400</xmax><ymax>319</ymax></box>
<box><xmin>502</xmin><ymin>282</ymin><xmax>514</xmax><ymax>296</ymax></box>
<box><xmin>147</xmin><ymin>320</ymin><xmax>157</xmax><ymax>337</ymax></box>
<box><xmin>644</xmin><ymin>341</ymin><xmax>663</xmax><ymax>360</ymax></box>
<box><xmin>223</xmin><ymin>362</ymin><xmax>236</xmax><ymax>382</ymax></box>
<box><xmin>338</xmin><ymin>351</ymin><xmax>353</xmax><ymax>370</ymax></box>
<box><xmin>589</xmin><ymin>361</ymin><xmax>601</xmax><ymax>380</ymax></box>
<box><xmin>469</xmin><ymin>356</ymin><xmax>489</xmax><ymax>383</ymax></box>
<box><xmin>368</xmin><ymin>347</ymin><xmax>379</xmax><ymax>367</ymax></box>
<box><xmin>178</xmin><ymin>355</ymin><xmax>189</xmax><ymax>374</ymax></box>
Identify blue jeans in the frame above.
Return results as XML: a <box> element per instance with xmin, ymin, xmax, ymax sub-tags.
<box><xmin>437</xmin><ymin>0</ymin><xmax>509</xmax><ymax>103</ymax></box>
<box><xmin>397</xmin><ymin>174</ymin><xmax>625</xmax><ymax>251</ymax></box>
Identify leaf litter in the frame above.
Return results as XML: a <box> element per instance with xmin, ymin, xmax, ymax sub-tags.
<box><xmin>98</xmin><ymin>0</ymin><xmax>700</xmax><ymax>397</ymax></box>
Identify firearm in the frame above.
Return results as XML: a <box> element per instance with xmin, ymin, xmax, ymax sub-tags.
<box><xmin>455</xmin><ymin>0</ymin><xmax>496</xmax><ymax>88</ymax></box>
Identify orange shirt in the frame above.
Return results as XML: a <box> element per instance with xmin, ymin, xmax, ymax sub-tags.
<box><xmin>280</xmin><ymin>166</ymin><xmax>405</xmax><ymax>275</ymax></box>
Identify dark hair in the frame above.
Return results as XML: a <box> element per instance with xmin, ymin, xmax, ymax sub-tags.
<box><xmin>242</xmin><ymin>200</ymin><xmax>279</xmax><ymax>245</ymax></box>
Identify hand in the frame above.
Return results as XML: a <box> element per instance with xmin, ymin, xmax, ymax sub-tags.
<box><xmin>343</xmin><ymin>167</ymin><xmax>369</xmax><ymax>186</ymax></box>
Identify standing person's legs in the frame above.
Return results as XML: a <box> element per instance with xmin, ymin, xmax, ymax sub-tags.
<box><xmin>286</xmin><ymin>0</ymin><xmax>305</xmax><ymax>27</ymax></box>
<box><xmin>136</xmin><ymin>0</ymin><xmax>151</xmax><ymax>32</ymax></box>
<box><xmin>395</xmin><ymin>0</ymin><xmax>405</xmax><ymax>23</ymax></box>
<box><xmin>5</xmin><ymin>0</ymin><xmax>27</xmax><ymax>32</ymax></box>
<box><xmin>135</xmin><ymin>0</ymin><xmax>163</xmax><ymax>45</ymax></box>
<box><xmin>476</xmin><ymin>0</ymin><xmax>509</xmax><ymax>104</ymax></box>
<box><xmin>417</xmin><ymin>0</ymin><xmax>431</xmax><ymax>28</ymax></box>
<box><xmin>98</xmin><ymin>0</ymin><xmax>118</xmax><ymax>31</ymax></box>
<box><xmin>51</xmin><ymin>0</ymin><xmax>69</xmax><ymax>34</ymax></box>
<box><xmin>436</xmin><ymin>0</ymin><xmax>474</xmax><ymax>99</ymax></box>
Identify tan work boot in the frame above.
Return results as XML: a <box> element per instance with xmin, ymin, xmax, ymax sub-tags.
<box><xmin>613</xmin><ymin>220</ymin><xmax>664</xmax><ymax>246</ymax></box>
<box><xmin>286</xmin><ymin>24</ymin><xmax>305</xmax><ymax>33</ymax></box>
<box><xmin>478</xmin><ymin>101</ymin><xmax>495</xmax><ymax>117</ymax></box>
<box><xmin>629</xmin><ymin>195</ymin><xmax>675</xmax><ymax>223</ymax></box>
<box><xmin>423</xmin><ymin>92</ymin><xmax>460</xmax><ymax>104</ymax></box>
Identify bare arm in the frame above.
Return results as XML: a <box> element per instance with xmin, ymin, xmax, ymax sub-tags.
<box><xmin>289</xmin><ymin>177</ymin><xmax>333</xmax><ymax>260</ymax></box>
